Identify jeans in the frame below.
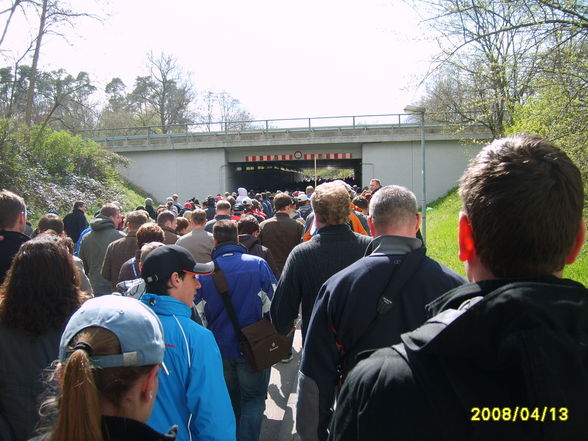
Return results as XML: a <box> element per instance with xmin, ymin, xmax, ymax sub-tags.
<box><xmin>223</xmin><ymin>359</ymin><xmax>270</xmax><ymax>441</ymax></box>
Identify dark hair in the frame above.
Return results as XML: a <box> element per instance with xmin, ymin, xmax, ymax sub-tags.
<box><xmin>459</xmin><ymin>134</ymin><xmax>584</xmax><ymax>277</ymax></box>
<box><xmin>274</xmin><ymin>193</ymin><xmax>295</xmax><ymax>211</ymax></box>
<box><xmin>145</xmin><ymin>265</ymin><xmax>187</xmax><ymax>296</ymax></box>
<box><xmin>213</xmin><ymin>219</ymin><xmax>238</xmax><ymax>243</ymax></box>
<box><xmin>0</xmin><ymin>189</ymin><xmax>25</xmax><ymax>229</ymax></box>
<box><xmin>0</xmin><ymin>236</ymin><xmax>84</xmax><ymax>336</ymax></box>
<box><xmin>38</xmin><ymin>213</ymin><xmax>64</xmax><ymax>235</ymax></box>
<box><xmin>72</xmin><ymin>201</ymin><xmax>85</xmax><ymax>211</ymax></box>
<box><xmin>175</xmin><ymin>217</ymin><xmax>189</xmax><ymax>234</ymax></box>
<box><xmin>157</xmin><ymin>210</ymin><xmax>176</xmax><ymax>227</ymax></box>
<box><xmin>352</xmin><ymin>196</ymin><xmax>368</xmax><ymax>210</ymax></box>
<box><xmin>45</xmin><ymin>327</ymin><xmax>154</xmax><ymax>441</ymax></box>
<box><xmin>238</xmin><ymin>215</ymin><xmax>260</xmax><ymax>235</ymax></box>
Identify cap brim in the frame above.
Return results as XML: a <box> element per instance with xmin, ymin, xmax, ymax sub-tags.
<box><xmin>185</xmin><ymin>261</ymin><xmax>215</xmax><ymax>275</ymax></box>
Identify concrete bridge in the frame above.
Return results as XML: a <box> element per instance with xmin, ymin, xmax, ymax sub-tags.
<box><xmin>92</xmin><ymin>114</ymin><xmax>492</xmax><ymax>204</ymax></box>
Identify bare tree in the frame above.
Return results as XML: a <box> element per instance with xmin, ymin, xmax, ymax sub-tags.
<box><xmin>413</xmin><ymin>0</ymin><xmax>587</xmax><ymax>136</ymax></box>
<box><xmin>129</xmin><ymin>52</ymin><xmax>195</xmax><ymax>134</ymax></box>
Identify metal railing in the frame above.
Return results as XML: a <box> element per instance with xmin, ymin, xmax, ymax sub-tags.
<box><xmin>82</xmin><ymin>112</ymin><xmax>482</xmax><ymax>141</ymax></box>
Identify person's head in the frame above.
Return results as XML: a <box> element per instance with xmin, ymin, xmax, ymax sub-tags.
<box><xmin>172</xmin><ymin>194</ymin><xmax>179</xmax><ymax>201</ymax></box>
<box><xmin>144</xmin><ymin>198</ymin><xmax>153</xmax><ymax>207</ymax></box>
<box><xmin>73</xmin><ymin>201</ymin><xmax>85</xmax><ymax>212</ymax></box>
<box><xmin>125</xmin><ymin>210</ymin><xmax>149</xmax><ymax>232</ymax></box>
<box><xmin>175</xmin><ymin>217</ymin><xmax>190</xmax><ymax>235</ymax></box>
<box><xmin>190</xmin><ymin>209</ymin><xmax>207</xmax><ymax>228</ymax></box>
<box><xmin>352</xmin><ymin>195</ymin><xmax>369</xmax><ymax>214</ymax></box>
<box><xmin>136</xmin><ymin>223</ymin><xmax>164</xmax><ymax>250</ymax></box>
<box><xmin>139</xmin><ymin>242</ymin><xmax>165</xmax><ymax>266</ymax></box>
<box><xmin>274</xmin><ymin>193</ymin><xmax>295</xmax><ymax>212</ymax></box>
<box><xmin>458</xmin><ymin>134</ymin><xmax>585</xmax><ymax>281</ymax></box>
<box><xmin>369</xmin><ymin>179</ymin><xmax>382</xmax><ymax>192</ymax></box>
<box><xmin>48</xmin><ymin>295</ymin><xmax>164</xmax><ymax>441</ymax></box>
<box><xmin>157</xmin><ymin>210</ymin><xmax>177</xmax><ymax>230</ymax></box>
<box><xmin>215</xmin><ymin>200</ymin><xmax>231</xmax><ymax>215</ymax></box>
<box><xmin>100</xmin><ymin>203</ymin><xmax>120</xmax><ymax>224</ymax></box>
<box><xmin>38</xmin><ymin>213</ymin><xmax>64</xmax><ymax>235</ymax></box>
<box><xmin>233</xmin><ymin>203</ymin><xmax>245</xmax><ymax>217</ymax></box>
<box><xmin>141</xmin><ymin>245</ymin><xmax>214</xmax><ymax>305</ymax></box>
<box><xmin>213</xmin><ymin>219</ymin><xmax>238</xmax><ymax>245</ymax></box>
<box><xmin>237</xmin><ymin>215</ymin><xmax>260</xmax><ymax>236</ymax></box>
<box><xmin>0</xmin><ymin>189</ymin><xmax>26</xmax><ymax>232</ymax></box>
<box><xmin>306</xmin><ymin>186</ymin><xmax>314</xmax><ymax>195</ymax></box>
<box><xmin>368</xmin><ymin>185</ymin><xmax>420</xmax><ymax>238</ymax></box>
<box><xmin>0</xmin><ymin>236</ymin><xmax>83</xmax><ymax>336</ymax></box>
<box><xmin>311</xmin><ymin>182</ymin><xmax>351</xmax><ymax>226</ymax></box>
<box><xmin>297</xmin><ymin>193</ymin><xmax>309</xmax><ymax>206</ymax></box>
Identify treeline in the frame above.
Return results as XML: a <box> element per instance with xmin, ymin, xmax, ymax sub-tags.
<box><xmin>0</xmin><ymin>52</ymin><xmax>253</xmax><ymax>136</ymax></box>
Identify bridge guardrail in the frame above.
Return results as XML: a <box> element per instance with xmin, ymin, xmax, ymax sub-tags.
<box><xmin>85</xmin><ymin>112</ymin><xmax>485</xmax><ymax>142</ymax></box>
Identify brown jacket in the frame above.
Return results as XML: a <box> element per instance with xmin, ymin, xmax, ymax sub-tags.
<box><xmin>162</xmin><ymin>226</ymin><xmax>179</xmax><ymax>245</ymax></box>
<box><xmin>101</xmin><ymin>231</ymin><xmax>138</xmax><ymax>289</ymax></box>
<box><xmin>259</xmin><ymin>212</ymin><xmax>304</xmax><ymax>278</ymax></box>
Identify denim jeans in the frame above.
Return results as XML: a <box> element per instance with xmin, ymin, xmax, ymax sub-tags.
<box><xmin>222</xmin><ymin>359</ymin><xmax>270</xmax><ymax>441</ymax></box>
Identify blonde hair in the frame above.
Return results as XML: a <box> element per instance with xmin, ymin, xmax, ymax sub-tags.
<box><xmin>311</xmin><ymin>182</ymin><xmax>350</xmax><ymax>226</ymax></box>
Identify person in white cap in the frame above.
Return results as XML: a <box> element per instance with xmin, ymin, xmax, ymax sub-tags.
<box><xmin>38</xmin><ymin>294</ymin><xmax>174</xmax><ymax>441</ymax></box>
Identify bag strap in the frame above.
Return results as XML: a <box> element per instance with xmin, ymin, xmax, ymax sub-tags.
<box><xmin>338</xmin><ymin>247</ymin><xmax>426</xmax><ymax>372</ymax></box>
<box><xmin>212</xmin><ymin>260</ymin><xmax>247</xmax><ymax>344</ymax></box>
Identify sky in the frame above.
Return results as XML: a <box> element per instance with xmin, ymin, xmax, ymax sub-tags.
<box><xmin>5</xmin><ymin>0</ymin><xmax>438</xmax><ymax>120</ymax></box>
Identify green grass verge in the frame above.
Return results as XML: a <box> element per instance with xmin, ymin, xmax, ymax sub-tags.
<box><xmin>426</xmin><ymin>189</ymin><xmax>587</xmax><ymax>286</ymax></box>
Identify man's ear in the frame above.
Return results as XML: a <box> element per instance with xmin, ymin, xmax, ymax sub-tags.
<box><xmin>168</xmin><ymin>271</ymin><xmax>181</xmax><ymax>289</ymax></box>
<box><xmin>565</xmin><ymin>219</ymin><xmax>586</xmax><ymax>265</ymax></box>
<box><xmin>458</xmin><ymin>212</ymin><xmax>476</xmax><ymax>262</ymax></box>
<box><xmin>414</xmin><ymin>213</ymin><xmax>421</xmax><ymax>235</ymax></box>
<box><xmin>367</xmin><ymin>216</ymin><xmax>375</xmax><ymax>236</ymax></box>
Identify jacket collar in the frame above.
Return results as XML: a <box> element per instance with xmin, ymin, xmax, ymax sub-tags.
<box><xmin>141</xmin><ymin>294</ymin><xmax>191</xmax><ymax>317</ymax></box>
<box><xmin>316</xmin><ymin>224</ymin><xmax>353</xmax><ymax>235</ymax></box>
<box><xmin>102</xmin><ymin>415</ymin><xmax>177</xmax><ymax>440</ymax></box>
<box><xmin>365</xmin><ymin>235</ymin><xmax>422</xmax><ymax>256</ymax></box>
<box><xmin>212</xmin><ymin>241</ymin><xmax>248</xmax><ymax>259</ymax></box>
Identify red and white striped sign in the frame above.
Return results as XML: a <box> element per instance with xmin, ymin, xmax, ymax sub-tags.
<box><xmin>245</xmin><ymin>152</ymin><xmax>353</xmax><ymax>162</ymax></box>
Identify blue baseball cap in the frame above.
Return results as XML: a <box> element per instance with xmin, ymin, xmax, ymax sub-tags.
<box><xmin>59</xmin><ymin>295</ymin><xmax>165</xmax><ymax>368</ymax></box>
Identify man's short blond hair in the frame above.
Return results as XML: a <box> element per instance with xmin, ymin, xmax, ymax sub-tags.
<box><xmin>311</xmin><ymin>182</ymin><xmax>350</xmax><ymax>226</ymax></box>
<box><xmin>190</xmin><ymin>209</ymin><xmax>207</xmax><ymax>225</ymax></box>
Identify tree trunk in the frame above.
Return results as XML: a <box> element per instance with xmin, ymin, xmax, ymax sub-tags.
<box><xmin>24</xmin><ymin>0</ymin><xmax>48</xmax><ymax>126</ymax></box>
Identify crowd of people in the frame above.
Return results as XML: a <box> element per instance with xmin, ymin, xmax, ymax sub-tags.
<box><xmin>0</xmin><ymin>133</ymin><xmax>586</xmax><ymax>441</ymax></box>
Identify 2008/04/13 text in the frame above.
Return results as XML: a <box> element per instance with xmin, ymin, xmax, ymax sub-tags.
<box><xmin>471</xmin><ymin>407</ymin><xmax>568</xmax><ymax>422</ymax></box>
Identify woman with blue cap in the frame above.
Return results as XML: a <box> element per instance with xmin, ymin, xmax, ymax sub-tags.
<box><xmin>38</xmin><ymin>295</ymin><xmax>175</xmax><ymax>441</ymax></box>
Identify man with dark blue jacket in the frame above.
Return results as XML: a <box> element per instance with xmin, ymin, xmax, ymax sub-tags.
<box><xmin>330</xmin><ymin>134</ymin><xmax>588</xmax><ymax>441</ymax></box>
<box><xmin>298</xmin><ymin>185</ymin><xmax>465</xmax><ymax>441</ymax></box>
<box><xmin>197</xmin><ymin>220</ymin><xmax>277</xmax><ymax>441</ymax></box>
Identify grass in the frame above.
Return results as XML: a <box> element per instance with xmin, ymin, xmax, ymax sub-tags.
<box><xmin>425</xmin><ymin>188</ymin><xmax>587</xmax><ymax>286</ymax></box>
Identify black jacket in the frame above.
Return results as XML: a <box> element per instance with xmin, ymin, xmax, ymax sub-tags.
<box><xmin>62</xmin><ymin>209</ymin><xmax>88</xmax><ymax>243</ymax></box>
<box><xmin>330</xmin><ymin>276</ymin><xmax>588</xmax><ymax>441</ymax></box>
<box><xmin>298</xmin><ymin>235</ymin><xmax>465</xmax><ymax>441</ymax></box>
<box><xmin>29</xmin><ymin>416</ymin><xmax>177</xmax><ymax>441</ymax></box>
<box><xmin>0</xmin><ymin>230</ymin><xmax>29</xmax><ymax>284</ymax></box>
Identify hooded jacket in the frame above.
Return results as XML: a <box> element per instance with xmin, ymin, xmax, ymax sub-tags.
<box><xmin>330</xmin><ymin>276</ymin><xmax>588</xmax><ymax>441</ymax></box>
<box><xmin>141</xmin><ymin>294</ymin><xmax>236</xmax><ymax>441</ymax></box>
<box><xmin>78</xmin><ymin>216</ymin><xmax>124</xmax><ymax>295</ymax></box>
<box><xmin>238</xmin><ymin>233</ymin><xmax>279</xmax><ymax>278</ymax></box>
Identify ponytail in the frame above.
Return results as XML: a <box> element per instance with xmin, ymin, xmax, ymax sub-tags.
<box><xmin>49</xmin><ymin>348</ymin><xmax>103</xmax><ymax>441</ymax></box>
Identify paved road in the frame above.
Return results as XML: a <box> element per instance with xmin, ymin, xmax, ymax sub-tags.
<box><xmin>260</xmin><ymin>329</ymin><xmax>302</xmax><ymax>441</ymax></box>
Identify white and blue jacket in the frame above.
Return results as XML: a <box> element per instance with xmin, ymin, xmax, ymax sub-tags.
<box><xmin>196</xmin><ymin>242</ymin><xmax>277</xmax><ymax>360</ymax></box>
<box><xmin>141</xmin><ymin>294</ymin><xmax>236</xmax><ymax>441</ymax></box>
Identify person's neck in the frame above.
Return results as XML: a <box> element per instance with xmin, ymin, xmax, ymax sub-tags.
<box><xmin>2</xmin><ymin>225</ymin><xmax>23</xmax><ymax>233</ymax></box>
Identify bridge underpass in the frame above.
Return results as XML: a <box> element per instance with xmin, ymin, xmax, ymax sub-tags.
<box><xmin>226</xmin><ymin>158</ymin><xmax>361</xmax><ymax>192</ymax></box>
<box><xmin>93</xmin><ymin>114</ymin><xmax>492</xmax><ymax>203</ymax></box>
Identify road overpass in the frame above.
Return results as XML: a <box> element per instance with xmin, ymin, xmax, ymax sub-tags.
<box><xmin>92</xmin><ymin>114</ymin><xmax>492</xmax><ymax>204</ymax></box>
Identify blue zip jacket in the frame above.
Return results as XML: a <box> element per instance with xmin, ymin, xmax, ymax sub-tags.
<box><xmin>196</xmin><ymin>242</ymin><xmax>277</xmax><ymax>360</ymax></box>
<box><xmin>141</xmin><ymin>294</ymin><xmax>236</xmax><ymax>441</ymax></box>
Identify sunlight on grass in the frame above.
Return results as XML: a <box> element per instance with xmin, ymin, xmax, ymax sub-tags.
<box><xmin>426</xmin><ymin>189</ymin><xmax>587</xmax><ymax>286</ymax></box>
